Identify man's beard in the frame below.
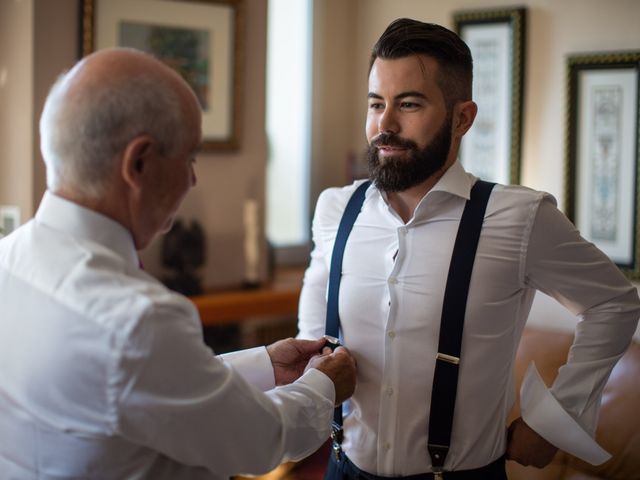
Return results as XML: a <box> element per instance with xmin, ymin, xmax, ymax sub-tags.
<box><xmin>367</xmin><ymin>116</ymin><xmax>452</xmax><ymax>193</ymax></box>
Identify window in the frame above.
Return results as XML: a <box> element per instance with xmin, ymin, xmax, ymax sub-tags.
<box><xmin>265</xmin><ymin>0</ymin><xmax>313</xmax><ymax>259</ymax></box>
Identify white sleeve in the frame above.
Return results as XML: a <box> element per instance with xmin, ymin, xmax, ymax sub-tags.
<box><xmin>114</xmin><ymin>299</ymin><xmax>335</xmax><ymax>477</ymax></box>
<box><xmin>220</xmin><ymin>346</ymin><xmax>275</xmax><ymax>392</ymax></box>
<box><xmin>522</xmin><ymin>195</ymin><xmax>640</xmax><ymax>464</ymax></box>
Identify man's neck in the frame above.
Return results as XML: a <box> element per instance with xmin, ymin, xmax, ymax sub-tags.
<box><xmin>53</xmin><ymin>185</ymin><xmax>132</xmax><ymax>237</ymax></box>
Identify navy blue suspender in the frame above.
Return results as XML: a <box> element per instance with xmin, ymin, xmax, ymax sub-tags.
<box><xmin>324</xmin><ymin>179</ymin><xmax>496</xmax><ymax>471</ymax></box>
<box><xmin>325</xmin><ymin>180</ymin><xmax>372</xmax><ymax>343</ymax></box>
<box><xmin>325</xmin><ymin>180</ymin><xmax>371</xmax><ymax>454</ymax></box>
<box><xmin>427</xmin><ymin>179</ymin><xmax>495</xmax><ymax>472</ymax></box>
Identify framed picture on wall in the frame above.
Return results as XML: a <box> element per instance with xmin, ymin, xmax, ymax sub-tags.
<box><xmin>453</xmin><ymin>7</ymin><xmax>526</xmax><ymax>185</ymax></box>
<box><xmin>80</xmin><ymin>0</ymin><xmax>244</xmax><ymax>151</ymax></box>
<box><xmin>565</xmin><ymin>51</ymin><xmax>640</xmax><ymax>279</ymax></box>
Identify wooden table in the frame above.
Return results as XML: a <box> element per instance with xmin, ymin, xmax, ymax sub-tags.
<box><xmin>189</xmin><ymin>268</ymin><xmax>304</xmax><ymax>326</ymax></box>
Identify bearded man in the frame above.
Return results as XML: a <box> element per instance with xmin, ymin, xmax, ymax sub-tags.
<box><xmin>296</xmin><ymin>18</ymin><xmax>639</xmax><ymax>480</ymax></box>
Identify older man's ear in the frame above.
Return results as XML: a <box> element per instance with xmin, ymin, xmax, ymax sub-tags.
<box><xmin>121</xmin><ymin>135</ymin><xmax>155</xmax><ymax>191</ymax></box>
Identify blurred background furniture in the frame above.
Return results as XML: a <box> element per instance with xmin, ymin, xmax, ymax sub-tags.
<box><xmin>189</xmin><ymin>268</ymin><xmax>302</xmax><ymax>353</ymax></box>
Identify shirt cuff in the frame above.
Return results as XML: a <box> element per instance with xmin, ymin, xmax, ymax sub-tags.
<box><xmin>296</xmin><ymin>368</ymin><xmax>336</xmax><ymax>405</ymax></box>
<box><xmin>219</xmin><ymin>346</ymin><xmax>275</xmax><ymax>392</ymax></box>
<box><xmin>520</xmin><ymin>362</ymin><xmax>611</xmax><ymax>465</ymax></box>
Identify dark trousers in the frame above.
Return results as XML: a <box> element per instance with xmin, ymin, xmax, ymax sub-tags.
<box><xmin>324</xmin><ymin>452</ymin><xmax>507</xmax><ymax>480</ymax></box>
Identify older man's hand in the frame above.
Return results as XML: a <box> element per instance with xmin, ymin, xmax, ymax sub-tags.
<box><xmin>305</xmin><ymin>346</ymin><xmax>357</xmax><ymax>406</ymax></box>
<box><xmin>266</xmin><ymin>337</ymin><xmax>326</xmax><ymax>386</ymax></box>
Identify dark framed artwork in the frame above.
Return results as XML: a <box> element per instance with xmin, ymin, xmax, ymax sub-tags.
<box><xmin>80</xmin><ymin>0</ymin><xmax>244</xmax><ymax>151</ymax></box>
<box><xmin>565</xmin><ymin>51</ymin><xmax>640</xmax><ymax>278</ymax></box>
<box><xmin>453</xmin><ymin>7</ymin><xmax>526</xmax><ymax>185</ymax></box>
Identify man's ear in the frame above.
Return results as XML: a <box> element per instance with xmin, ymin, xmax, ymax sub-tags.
<box><xmin>121</xmin><ymin>135</ymin><xmax>155</xmax><ymax>190</ymax></box>
<box><xmin>453</xmin><ymin>100</ymin><xmax>478</xmax><ymax>139</ymax></box>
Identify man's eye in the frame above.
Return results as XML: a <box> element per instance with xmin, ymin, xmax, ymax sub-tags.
<box><xmin>400</xmin><ymin>102</ymin><xmax>419</xmax><ymax>108</ymax></box>
<box><xmin>369</xmin><ymin>103</ymin><xmax>384</xmax><ymax>110</ymax></box>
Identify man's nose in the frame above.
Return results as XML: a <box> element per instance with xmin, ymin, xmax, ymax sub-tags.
<box><xmin>378</xmin><ymin>108</ymin><xmax>399</xmax><ymax>135</ymax></box>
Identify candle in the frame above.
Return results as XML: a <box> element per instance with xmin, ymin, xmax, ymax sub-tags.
<box><xmin>243</xmin><ymin>199</ymin><xmax>260</xmax><ymax>287</ymax></box>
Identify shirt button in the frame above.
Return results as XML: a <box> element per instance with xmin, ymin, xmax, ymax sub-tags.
<box><xmin>388</xmin><ymin>277</ymin><xmax>398</xmax><ymax>285</ymax></box>
<box><xmin>388</xmin><ymin>331</ymin><xmax>395</xmax><ymax>339</ymax></box>
<box><xmin>399</xmin><ymin>227</ymin><xmax>408</xmax><ymax>235</ymax></box>
<box><xmin>385</xmin><ymin>442</ymin><xmax>391</xmax><ymax>451</ymax></box>
<box><xmin>386</xmin><ymin>387</ymin><xmax>394</xmax><ymax>396</ymax></box>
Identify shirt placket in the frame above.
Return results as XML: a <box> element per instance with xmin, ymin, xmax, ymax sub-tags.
<box><xmin>377</xmin><ymin>224</ymin><xmax>409</xmax><ymax>472</ymax></box>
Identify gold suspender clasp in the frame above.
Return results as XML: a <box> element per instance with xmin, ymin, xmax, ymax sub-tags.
<box><xmin>436</xmin><ymin>352</ymin><xmax>460</xmax><ymax>365</ymax></box>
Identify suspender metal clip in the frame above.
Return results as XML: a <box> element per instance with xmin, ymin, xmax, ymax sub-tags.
<box><xmin>331</xmin><ymin>421</ymin><xmax>344</xmax><ymax>461</ymax></box>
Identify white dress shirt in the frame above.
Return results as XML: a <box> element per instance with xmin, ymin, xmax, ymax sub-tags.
<box><xmin>298</xmin><ymin>161</ymin><xmax>639</xmax><ymax>476</ymax></box>
<box><xmin>0</xmin><ymin>191</ymin><xmax>335</xmax><ymax>480</ymax></box>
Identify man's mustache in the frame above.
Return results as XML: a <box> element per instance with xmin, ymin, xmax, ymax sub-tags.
<box><xmin>370</xmin><ymin>133</ymin><xmax>418</xmax><ymax>150</ymax></box>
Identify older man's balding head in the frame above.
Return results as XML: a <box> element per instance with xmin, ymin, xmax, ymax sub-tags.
<box><xmin>40</xmin><ymin>48</ymin><xmax>200</xmax><ymax>199</ymax></box>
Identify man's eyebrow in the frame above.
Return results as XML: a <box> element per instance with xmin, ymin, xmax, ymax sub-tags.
<box><xmin>367</xmin><ymin>91</ymin><xmax>428</xmax><ymax>101</ymax></box>
<box><xmin>395</xmin><ymin>91</ymin><xmax>427</xmax><ymax>100</ymax></box>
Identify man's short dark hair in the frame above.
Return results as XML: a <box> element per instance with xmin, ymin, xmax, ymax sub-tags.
<box><xmin>369</xmin><ymin>18</ymin><xmax>473</xmax><ymax>108</ymax></box>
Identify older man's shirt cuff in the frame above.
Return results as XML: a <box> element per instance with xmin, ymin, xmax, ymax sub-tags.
<box><xmin>296</xmin><ymin>367</ymin><xmax>336</xmax><ymax>404</ymax></box>
<box><xmin>520</xmin><ymin>362</ymin><xmax>611</xmax><ymax>465</ymax></box>
<box><xmin>220</xmin><ymin>346</ymin><xmax>275</xmax><ymax>392</ymax></box>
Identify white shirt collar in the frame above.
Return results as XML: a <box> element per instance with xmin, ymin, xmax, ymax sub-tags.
<box><xmin>35</xmin><ymin>191</ymin><xmax>139</xmax><ymax>267</ymax></box>
<box><xmin>374</xmin><ymin>161</ymin><xmax>476</xmax><ymax>223</ymax></box>
<box><xmin>428</xmin><ymin>160</ymin><xmax>476</xmax><ymax>201</ymax></box>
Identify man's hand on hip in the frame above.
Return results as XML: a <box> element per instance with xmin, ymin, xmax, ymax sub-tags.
<box><xmin>506</xmin><ymin>416</ymin><xmax>558</xmax><ymax>468</ymax></box>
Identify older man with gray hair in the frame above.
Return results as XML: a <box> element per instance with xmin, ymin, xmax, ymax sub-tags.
<box><xmin>0</xmin><ymin>48</ymin><xmax>357</xmax><ymax>479</ymax></box>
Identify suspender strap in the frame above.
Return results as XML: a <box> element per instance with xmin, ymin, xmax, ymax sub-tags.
<box><xmin>325</xmin><ymin>180</ymin><xmax>371</xmax><ymax>430</ymax></box>
<box><xmin>427</xmin><ymin>180</ymin><xmax>495</xmax><ymax>471</ymax></box>
<box><xmin>326</xmin><ymin>180</ymin><xmax>371</xmax><ymax>339</ymax></box>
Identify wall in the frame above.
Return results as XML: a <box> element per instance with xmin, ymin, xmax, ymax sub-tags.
<box><xmin>0</xmin><ymin>0</ymin><xmax>34</xmax><ymax>219</ymax></box>
<box><xmin>32</xmin><ymin>0</ymin><xmax>78</xmax><ymax>211</ymax></box>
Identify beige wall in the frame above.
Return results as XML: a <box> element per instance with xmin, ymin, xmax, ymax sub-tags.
<box><xmin>32</xmin><ymin>0</ymin><xmax>78</xmax><ymax>211</ymax></box>
<box><xmin>0</xmin><ymin>0</ymin><xmax>34</xmax><ymax>217</ymax></box>
<box><xmin>1</xmin><ymin>0</ymin><xmax>639</xmax><ymax>290</ymax></box>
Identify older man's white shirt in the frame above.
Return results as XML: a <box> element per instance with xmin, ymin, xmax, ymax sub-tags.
<box><xmin>0</xmin><ymin>192</ymin><xmax>334</xmax><ymax>479</ymax></box>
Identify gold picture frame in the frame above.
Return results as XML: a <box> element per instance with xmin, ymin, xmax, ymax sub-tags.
<box><xmin>565</xmin><ymin>51</ymin><xmax>640</xmax><ymax>278</ymax></box>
